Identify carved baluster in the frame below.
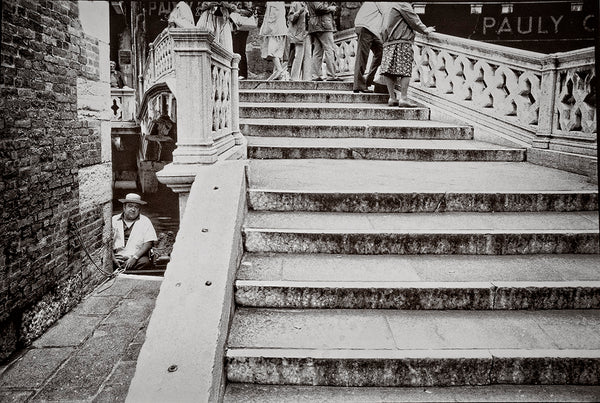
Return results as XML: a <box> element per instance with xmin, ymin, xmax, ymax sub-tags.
<box><xmin>516</xmin><ymin>73</ymin><xmax>540</xmax><ymax>125</ymax></box>
<box><xmin>472</xmin><ymin>61</ymin><xmax>493</xmax><ymax>109</ymax></box>
<box><xmin>452</xmin><ymin>55</ymin><xmax>472</xmax><ymax>101</ymax></box>
<box><xmin>434</xmin><ymin>50</ymin><xmax>453</xmax><ymax>94</ymax></box>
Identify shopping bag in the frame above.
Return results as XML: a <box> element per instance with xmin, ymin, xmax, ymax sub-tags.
<box><xmin>373</xmin><ymin>66</ymin><xmax>386</xmax><ymax>85</ymax></box>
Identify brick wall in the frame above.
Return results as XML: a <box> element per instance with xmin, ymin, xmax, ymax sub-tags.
<box><xmin>0</xmin><ymin>0</ymin><xmax>112</xmax><ymax>360</ymax></box>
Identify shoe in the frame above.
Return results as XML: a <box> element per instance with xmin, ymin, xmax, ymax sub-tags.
<box><xmin>325</xmin><ymin>77</ymin><xmax>343</xmax><ymax>81</ymax></box>
<box><xmin>398</xmin><ymin>100</ymin><xmax>418</xmax><ymax>107</ymax></box>
<box><xmin>312</xmin><ymin>77</ymin><xmax>323</xmax><ymax>81</ymax></box>
<box><xmin>238</xmin><ymin>76</ymin><xmax>246</xmax><ymax>80</ymax></box>
<box><xmin>353</xmin><ymin>89</ymin><xmax>373</xmax><ymax>93</ymax></box>
<box><xmin>388</xmin><ymin>99</ymin><xmax>399</xmax><ymax>106</ymax></box>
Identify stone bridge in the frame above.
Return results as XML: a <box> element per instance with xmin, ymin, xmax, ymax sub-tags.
<box><xmin>124</xmin><ymin>27</ymin><xmax>597</xmax><ymax>402</ymax></box>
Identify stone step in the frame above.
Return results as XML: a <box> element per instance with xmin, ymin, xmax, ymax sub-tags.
<box><xmin>240</xmin><ymin>79</ymin><xmax>354</xmax><ymax>91</ymax></box>
<box><xmin>243</xmin><ymin>211</ymin><xmax>599</xmax><ymax>255</ymax></box>
<box><xmin>241</xmin><ymin>119</ymin><xmax>470</xmax><ymax>139</ymax></box>
<box><xmin>240</xmin><ymin>89</ymin><xmax>389</xmax><ymax>104</ymax></box>
<box><xmin>235</xmin><ymin>279</ymin><xmax>600</xmax><ymax>310</ymax></box>
<box><xmin>247</xmin><ymin>137</ymin><xmax>525</xmax><ymax>161</ymax></box>
<box><xmin>240</xmin><ymin>102</ymin><xmax>429</xmax><ymax>120</ymax></box>
<box><xmin>248</xmin><ymin>189</ymin><xmax>597</xmax><ymax>213</ymax></box>
<box><xmin>226</xmin><ymin>308</ymin><xmax>600</xmax><ymax>386</ymax></box>
<box><xmin>235</xmin><ymin>253</ymin><xmax>600</xmax><ymax>310</ymax></box>
<box><xmin>247</xmin><ymin>160</ymin><xmax>597</xmax><ymax>212</ymax></box>
<box><xmin>224</xmin><ymin>383</ymin><xmax>600</xmax><ymax>402</ymax></box>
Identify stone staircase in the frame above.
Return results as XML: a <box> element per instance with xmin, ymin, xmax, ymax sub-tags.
<box><xmin>224</xmin><ymin>80</ymin><xmax>600</xmax><ymax>401</ymax></box>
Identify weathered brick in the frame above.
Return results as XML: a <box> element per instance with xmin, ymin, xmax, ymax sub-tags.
<box><xmin>1</xmin><ymin>0</ymin><xmax>110</xmax><ymax>358</ymax></box>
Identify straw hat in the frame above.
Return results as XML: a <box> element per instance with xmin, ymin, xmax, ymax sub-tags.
<box><xmin>118</xmin><ymin>193</ymin><xmax>147</xmax><ymax>205</ymax></box>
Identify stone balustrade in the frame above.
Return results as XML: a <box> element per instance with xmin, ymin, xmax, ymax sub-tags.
<box><xmin>142</xmin><ymin>29</ymin><xmax>174</xmax><ymax>92</ymax></box>
<box><xmin>550</xmin><ymin>48</ymin><xmax>597</xmax><ymax>155</ymax></box>
<box><xmin>137</xmin><ymin>27</ymin><xmax>246</xmax><ymax>216</ymax></box>
<box><xmin>411</xmin><ymin>33</ymin><xmax>596</xmax><ymax>156</ymax></box>
<box><xmin>333</xmin><ymin>28</ymin><xmax>358</xmax><ymax>80</ymax></box>
<box><xmin>333</xmin><ymin>29</ymin><xmax>596</xmax><ymax>165</ymax></box>
<box><xmin>110</xmin><ymin>87</ymin><xmax>135</xmax><ymax>121</ymax></box>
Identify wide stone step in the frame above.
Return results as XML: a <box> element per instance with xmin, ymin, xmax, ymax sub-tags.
<box><xmin>248</xmin><ymin>189</ymin><xmax>597</xmax><ymax>213</ymax></box>
<box><xmin>247</xmin><ymin>160</ymin><xmax>597</xmax><ymax>212</ymax></box>
<box><xmin>240</xmin><ymin>102</ymin><xmax>429</xmax><ymax>120</ymax></box>
<box><xmin>226</xmin><ymin>308</ymin><xmax>600</xmax><ymax>386</ymax></box>
<box><xmin>243</xmin><ymin>211</ymin><xmax>599</xmax><ymax>255</ymax></box>
<box><xmin>235</xmin><ymin>279</ymin><xmax>600</xmax><ymax>310</ymax></box>
<box><xmin>241</xmin><ymin>119</ymin><xmax>470</xmax><ymax>139</ymax></box>
<box><xmin>235</xmin><ymin>253</ymin><xmax>600</xmax><ymax>309</ymax></box>
<box><xmin>240</xmin><ymin>79</ymin><xmax>353</xmax><ymax>91</ymax></box>
<box><xmin>240</xmin><ymin>89</ymin><xmax>389</xmax><ymax>104</ymax></box>
<box><xmin>247</xmin><ymin>137</ymin><xmax>524</xmax><ymax>161</ymax></box>
<box><xmin>224</xmin><ymin>383</ymin><xmax>600</xmax><ymax>402</ymax></box>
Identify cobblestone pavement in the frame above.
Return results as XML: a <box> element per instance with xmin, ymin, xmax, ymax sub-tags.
<box><xmin>0</xmin><ymin>275</ymin><xmax>162</xmax><ymax>402</ymax></box>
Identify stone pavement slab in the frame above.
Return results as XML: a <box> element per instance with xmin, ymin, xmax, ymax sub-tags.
<box><xmin>32</xmin><ymin>315</ymin><xmax>104</xmax><ymax>348</ymax></box>
<box><xmin>0</xmin><ymin>347</ymin><xmax>74</xmax><ymax>389</ymax></box>
<box><xmin>0</xmin><ymin>275</ymin><xmax>162</xmax><ymax>402</ymax></box>
<box><xmin>0</xmin><ymin>390</ymin><xmax>34</xmax><ymax>402</ymax></box>
<box><xmin>70</xmin><ymin>295</ymin><xmax>122</xmax><ymax>316</ymax></box>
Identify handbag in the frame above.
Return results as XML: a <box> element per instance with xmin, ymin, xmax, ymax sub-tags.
<box><xmin>373</xmin><ymin>66</ymin><xmax>386</xmax><ymax>85</ymax></box>
<box><xmin>230</xmin><ymin>12</ymin><xmax>257</xmax><ymax>31</ymax></box>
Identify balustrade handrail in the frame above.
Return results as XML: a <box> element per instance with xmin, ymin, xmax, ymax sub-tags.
<box><xmin>415</xmin><ymin>32</ymin><xmax>595</xmax><ymax>74</ymax></box>
<box><xmin>415</xmin><ymin>32</ymin><xmax>550</xmax><ymax>71</ymax></box>
<box><xmin>142</xmin><ymin>28</ymin><xmax>175</xmax><ymax>92</ymax></box>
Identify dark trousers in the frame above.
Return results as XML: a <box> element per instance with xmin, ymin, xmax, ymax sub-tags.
<box><xmin>288</xmin><ymin>43</ymin><xmax>296</xmax><ymax>71</ymax></box>
<box><xmin>232</xmin><ymin>30</ymin><xmax>249</xmax><ymax>77</ymax></box>
<box><xmin>353</xmin><ymin>27</ymin><xmax>383</xmax><ymax>91</ymax></box>
<box><xmin>114</xmin><ymin>255</ymin><xmax>151</xmax><ymax>271</ymax></box>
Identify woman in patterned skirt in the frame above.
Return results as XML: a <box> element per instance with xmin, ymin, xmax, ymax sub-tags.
<box><xmin>380</xmin><ymin>2</ymin><xmax>435</xmax><ymax>107</ymax></box>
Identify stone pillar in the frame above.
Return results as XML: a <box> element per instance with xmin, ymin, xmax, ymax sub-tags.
<box><xmin>170</xmin><ymin>29</ymin><xmax>218</xmax><ymax>164</ymax></box>
<box><xmin>157</xmin><ymin>29</ymin><xmax>247</xmax><ymax>218</ymax></box>
<box><xmin>157</xmin><ymin>30</ymin><xmax>216</xmax><ymax>219</ymax></box>
<box><xmin>532</xmin><ymin>54</ymin><xmax>558</xmax><ymax>149</ymax></box>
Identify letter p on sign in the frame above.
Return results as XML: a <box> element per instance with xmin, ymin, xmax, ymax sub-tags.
<box><xmin>483</xmin><ymin>17</ymin><xmax>496</xmax><ymax>35</ymax></box>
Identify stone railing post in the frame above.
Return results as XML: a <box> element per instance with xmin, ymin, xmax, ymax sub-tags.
<box><xmin>231</xmin><ymin>53</ymin><xmax>242</xmax><ymax>145</ymax></box>
<box><xmin>155</xmin><ymin>29</ymin><xmax>246</xmax><ymax>218</ymax></box>
<box><xmin>170</xmin><ymin>29</ymin><xmax>218</xmax><ymax>164</ymax></box>
<box><xmin>533</xmin><ymin>54</ymin><xmax>558</xmax><ymax>149</ymax></box>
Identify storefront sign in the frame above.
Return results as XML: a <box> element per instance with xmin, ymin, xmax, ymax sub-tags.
<box><xmin>146</xmin><ymin>1</ymin><xmax>206</xmax><ymax>17</ymax></box>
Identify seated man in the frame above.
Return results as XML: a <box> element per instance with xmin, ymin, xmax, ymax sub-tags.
<box><xmin>110</xmin><ymin>60</ymin><xmax>125</xmax><ymax>88</ymax></box>
<box><xmin>112</xmin><ymin>193</ymin><xmax>157</xmax><ymax>271</ymax></box>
